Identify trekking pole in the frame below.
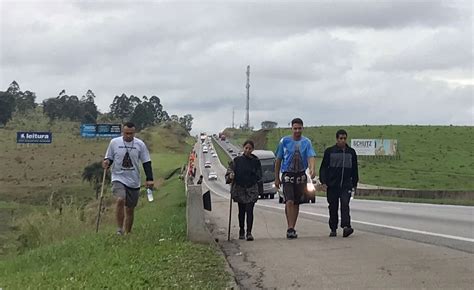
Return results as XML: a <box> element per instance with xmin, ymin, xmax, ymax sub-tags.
<box><xmin>96</xmin><ymin>168</ymin><xmax>107</xmax><ymax>233</ymax></box>
<box><xmin>227</xmin><ymin>195</ymin><xmax>232</xmax><ymax>241</ymax></box>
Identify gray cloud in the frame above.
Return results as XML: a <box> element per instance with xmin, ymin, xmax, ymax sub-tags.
<box><xmin>1</xmin><ymin>0</ymin><xmax>472</xmax><ymax>134</ymax></box>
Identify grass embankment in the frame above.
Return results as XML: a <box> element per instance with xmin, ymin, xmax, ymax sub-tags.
<box><xmin>222</xmin><ymin>128</ymin><xmax>253</xmax><ymax>149</ymax></box>
<box><xmin>222</xmin><ymin>126</ymin><xmax>473</xmax><ymax>205</ymax></box>
<box><xmin>0</xmin><ymin>174</ymin><xmax>229</xmax><ymax>288</ymax></box>
<box><xmin>261</xmin><ymin>125</ymin><xmax>473</xmax><ymax>191</ymax></box>
<box><xmin>212</xmin><ymin>139</ymin><xmax>231</xmax><ymax>166</ymax></box>
<box><xmin>0</xmin><ymin>112</ymin><xmax>230</xmax><ymax>287</ymax></box>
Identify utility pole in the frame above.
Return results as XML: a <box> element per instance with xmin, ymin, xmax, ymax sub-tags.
<box><xmin>245</xmin><ymin>65</ymin><xmax>250</xmax><ymax>130</ymax></box>
<box><xmin>232</xmin><ymin>108</ymin><xmax>235</xmax><ymax>129</ymax></box>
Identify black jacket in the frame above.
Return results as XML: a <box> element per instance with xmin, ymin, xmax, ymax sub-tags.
<box><xmin>225</xmin><ymin>154</ymin><xmax>262</xmax><ymax>188</ymax></box>
<box><xmin>319</xmin><ymin>144</ymin><xmax>359</xmax><ymax>189</ymax></box>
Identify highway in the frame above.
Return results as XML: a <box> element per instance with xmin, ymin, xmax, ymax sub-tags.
<box><xmin>199</xmin><ymin>137</ymin><xmax>474</xmax><ymax>253</ymax></box>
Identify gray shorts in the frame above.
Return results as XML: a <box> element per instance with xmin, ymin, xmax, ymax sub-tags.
<box><xmin>112</xmin><ymin>181</ymin><xmax>140</xmax><ymax>208</ymax></box>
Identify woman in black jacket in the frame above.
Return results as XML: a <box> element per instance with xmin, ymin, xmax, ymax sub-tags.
<box><xmin>226</xmin><ymin>140</ymin><xmax>262</xmax><ymax>241</ymax></box>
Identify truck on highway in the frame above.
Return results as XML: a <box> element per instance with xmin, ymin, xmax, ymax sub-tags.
<box><xmin>252</xmin><ymin>150</ymin><xmax>277</xmax><ymax>199</ymax></box>
<box><xmin>200</xmin><ymin>132</ymin><xmax>207</xmax><ymax>143</ymax></box>
<box><xmin>219</xmin><ymin>132</ymin><xmax>226</xmax><ymax>141</ymax></box>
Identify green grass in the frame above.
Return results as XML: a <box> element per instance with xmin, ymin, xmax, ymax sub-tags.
<box><xmin>212</xmin><ymin>139</ymin><xmax>231</xmax><ymax>166</ymax></box>
<box><xmin>0</xmin><ymin>177</ymin><xmax>230</xmax><ymax>288</ymax></box>
<box><xmin>222</xmin><ymin>128</ymin><xmax>253</xmax><ymax>148</ymax></box>
<box><xmin>0</xmin><ymin>113</ymin><xmax>231</xmax><ymax>287</ymax></box>
<box><xmin>263</xmin><ymin>125</ymin><xmax>474</xmax><ymax>191</ymax></box>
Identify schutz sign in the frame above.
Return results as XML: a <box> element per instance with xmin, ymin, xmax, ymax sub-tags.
<box><xmin>351</xmin><ymin>139</ymin><xmax>375</xmax><ymax>155</ymax></box>
<box><xmin>351</xmin><ymin>139</ymin><xmax>398</xmax><ymax>156</ymax></box>
<box><xmin>17</xmin><ymin>132</ymin><xmax>52</xmax><ymax>144</ymax></box>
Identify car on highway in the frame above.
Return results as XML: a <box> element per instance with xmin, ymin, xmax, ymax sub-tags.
<box><xmin>208</xmin><ymin>172</ymin><xmax>218</xmax><ymax>180</ymax></box>
<box><xmin>202</xmin><ymin>146</ymin><xmax>208</xmax><ymax>153</ymax></box>
<box><xmin>231</xmin><ymin>152</ymin><xmax>238</xmax><ymax>157</ymax></box>
<box><xmin>204</xmin><ymin>161</ymin><xmax>211</xmax><ymax>168</ymax></box>
<box><xmin>227</xmin><ymin>148</ymin><xmax>233</xmax><ymax>153</ymax></box>
<box><xmin>212</xmin><ymin>153</ymin><xmax>218</xmax><ymax>158</ymax></box>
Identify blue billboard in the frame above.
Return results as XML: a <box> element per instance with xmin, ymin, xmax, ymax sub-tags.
<box><xmin>17</xmin><ymin>132</ymin><xmax>52</xmax><ymax>144</ymax></box>
<box><xmin>81</xmin><ymin>124</ymin><xmax>121</xmax><ymax>138</ymax></box>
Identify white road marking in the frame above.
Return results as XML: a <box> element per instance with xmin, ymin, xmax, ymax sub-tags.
<box><xmin>199</xmin><ymin>142</ymin><xmax>474</xmax><ymax>244</ymax></box>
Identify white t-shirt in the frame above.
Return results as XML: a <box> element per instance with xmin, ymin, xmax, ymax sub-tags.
<box><xmin>104</xmin><ymin>137</ymin><xmax>151</xmax><ymax>188</ymax></box>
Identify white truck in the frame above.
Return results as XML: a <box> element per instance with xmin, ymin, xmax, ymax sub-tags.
<box><xmin>252</xmin><ymin>150</ymin><xmax>277</xmax><ymax>199</ymax></box>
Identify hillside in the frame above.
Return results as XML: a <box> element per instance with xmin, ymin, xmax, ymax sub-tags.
<box><xmin>0</xmin><ymin>112</ymin><xmax>193</xmax><ymax>255</ymax></box>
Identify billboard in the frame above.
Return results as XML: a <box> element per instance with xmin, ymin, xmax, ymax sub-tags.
<box><xmin>17</xmin><ymin>132</ymin><xmax>52</xmax><ymax>144</ymax></box>
<box><xmin>351</xmin><ymin>139</ymin><xmax>398</xmax><ymax>156</ymax></box>
<box><xmin>80</xmin><ymin>124</ymin><xmax>121</xmax><ymax>138</ymax></box>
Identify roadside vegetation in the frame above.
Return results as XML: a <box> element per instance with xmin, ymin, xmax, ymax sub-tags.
<box><xmin>0</xmin><ymin>112</ymin><xmax>230</xmax><ymax>287</ymax></box>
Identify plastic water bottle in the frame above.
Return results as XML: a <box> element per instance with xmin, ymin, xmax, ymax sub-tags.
<box><xmin>146</xmin><ymin>188</ymin><xmax>154</xmax><ymax>202</ymax></box>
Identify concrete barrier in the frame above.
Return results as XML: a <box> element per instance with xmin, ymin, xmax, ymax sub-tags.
<box><xmin>186</xmin><ymin>184</ymin><xmax>212</xmax><ymax>244</ymax></box>
<box><xmin>357</xmin><ymin>188</ymin><xmax>474</xmax><ymax>200</ymax></box>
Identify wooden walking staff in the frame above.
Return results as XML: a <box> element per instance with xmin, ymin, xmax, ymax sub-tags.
<box><xmin>96</xmin><ymin>168</ymin><xmax>108</xmax><ymax>233</ymax></box>
<box><xmin>226</xmin><ymin>166</ymin><xmax>235</xmax><ymax>241</ymax></box>
<box><xmin>227</xmin><ymin>194</ymin><xmax>232</xmax><ymax>241</ymax></box>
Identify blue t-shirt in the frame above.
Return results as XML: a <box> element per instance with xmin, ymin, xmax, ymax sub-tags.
<box><xmin>275</xmin><ymin>136</ymin><xmax>316</xmax><ymax>173</ymax></box>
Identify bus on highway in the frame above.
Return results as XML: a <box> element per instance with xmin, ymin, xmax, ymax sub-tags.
<box><xmin>252</xmin><ymin>150</ymin><xmax>277</xmax><ymax>199</ymax></box>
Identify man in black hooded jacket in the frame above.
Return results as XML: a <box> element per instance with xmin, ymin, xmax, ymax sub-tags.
<box><xmin>319</xmin><ymin>129</ymin><xmax>358</xmax><ymax>238</ymax></box>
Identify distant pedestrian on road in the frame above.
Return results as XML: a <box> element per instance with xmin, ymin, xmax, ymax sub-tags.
<box><xmin>102</xmin><ymin>122</ymin><xmax>154</xmax><ymax>235</ymax></box>
<box><xmin>225</xmin><ymin>140</ymin><xmax>262</xmax><ymax>241</ymax></box>
<box><xmin>197</xmin><ymin>175</ymin><xmax>203</xmax><ymax>185</ymax></box>
<box><xmin>275</xmin><ymin>118</ymin><xmax>316</xmax><ymax>239</ymax></box>
<box><xmin>319</xmin><ymin>129</ymin><xmax>359</xmax><ymax>238</ymax></box>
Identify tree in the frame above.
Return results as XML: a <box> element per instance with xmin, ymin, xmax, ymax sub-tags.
<box><xmin>16</xmin><ymin>90</ymin><xmax>37</xmax><ymax>113</ymax></box>
<box><xmin>82</xmin><ymin>162</ymin><xmax>111</xmax><ymax>199</ymax></box>
<box><xmin>131</xmin><ymin>102</ymin><xmax>154</xmax><ymax>130</ymax></box>
<box><xmin>149</xmin><ymin>95</ymin><xmax>166</xmax><ymax>123</ymax></box>
<box><xmin>170</xmin><ymin>114</ymin><xmax>179</xmax><ymax>122</ymax></box>
<box><xmin>43</xmin><ymin>89</ymin><xmax>98</xmax><ymax>122</ymax></box>
<box><xmin>261</xmin><ymin>120</ymin><xmax>278</xmax><ymax>130</ymax></box>
<box><xmin>179</xmin><ymin>114</ymin><xmax>193</xmax><ymax>132</ymax></box>
<box><xmin>83</xmin><ymin>89</ymin><xmax>96</xmax><ymax>103</ymax></box>
<box><xmin>80</xmin><ymin>90</ymin><xmax>98</xmax><ymax>123</ymax></box>
<box><xmin>0</xmin><ymin>91</ymin><xmax>16</xmax><ymax>126</ymax></box>
<box><xmin>6</xmin><ymin>81</ymin><xmax>20</xmax><ymax>96</ymax></box>
<box><xmin>110</xmin><ymin>94</ymin><xmax>134</xmax><ymax>122</ymax></box>
<box><xmin>162</xmin><ymin>111</ymin><xmax>170</xmax><ymax>122</ymax></box>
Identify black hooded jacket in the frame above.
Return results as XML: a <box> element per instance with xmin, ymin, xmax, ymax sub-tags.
<box><xmin>226</xmin><ymin>153</ymin><xmax>262</xmax><ymax>188</ymax></box>
<box><xmin>319</xmin><ymin>144</ymin><xmax>359</xmax><ymax>189</ymax></box>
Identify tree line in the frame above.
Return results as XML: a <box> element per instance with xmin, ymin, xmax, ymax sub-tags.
<box><xmin>0</xmin><ymin>81</ymin><xmax>193</xmax><ymax>132</ymax></box>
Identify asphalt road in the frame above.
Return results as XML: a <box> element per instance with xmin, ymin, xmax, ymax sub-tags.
<box><xmin>201</xmin><ymin>138</ymin><xmax>474</xmax><ymax>253</ymax></box>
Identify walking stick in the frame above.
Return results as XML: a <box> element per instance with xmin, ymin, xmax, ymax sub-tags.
<box><xmin>227</xmin><ymin>194</ymin><xmax>232</xmax><ymax>241</ymax></box>
<box><xmin>96</xmin><ymin>168</ymin><xmax>107</xmax><ymax>233</ymax></box>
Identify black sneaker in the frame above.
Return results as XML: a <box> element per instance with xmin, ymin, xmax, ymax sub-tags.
<box><xmin>246</xmin><ymin>233</ymin><xmax>254</xmax><ymax>241</ymax></box>
<box><xmin>239</xmin><ymin>229</ymin><xmax>245</xmax><ymax>240</ymax></box>
<box><xmin>286</xmin><ymin>228</ymin><xmax>298</xmax><ymax>239</ymax></box>
<box><xmin>343</xmin><ymin>227</ymin><xmax>354</xmax><ymax>238</ymax></box>
<box><xmin>329</xmin><ymin>231</ymin><xmax>337</xmax><ymax>237</ymax></box>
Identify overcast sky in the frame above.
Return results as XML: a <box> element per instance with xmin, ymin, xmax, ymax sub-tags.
<box><xmin>1</xmin><ymin>0</ymin><xmax>472</xmax><ymax>134</ymax></box>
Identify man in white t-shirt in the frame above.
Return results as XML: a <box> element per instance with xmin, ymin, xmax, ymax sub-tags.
<box><xmin>102</xmin><ymin>122</ymin><xmax>154</xmax><ymax>235</ymax></box>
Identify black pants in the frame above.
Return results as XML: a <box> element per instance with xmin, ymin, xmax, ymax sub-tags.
<box><xmin>327</xmin><ymin>187</ymin><xmax>352</xmax><ymax>231</ymax></box>
<box><xmin>238</xmin><ymin>202</ymin><xmax>255</xmax><ymax>233</ymax></box>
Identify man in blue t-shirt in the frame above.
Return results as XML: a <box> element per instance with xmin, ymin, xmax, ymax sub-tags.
<box><xmin>275</xmin><ymin>118</ymin><xmax>316</xmax><ymax>239</ymax></box>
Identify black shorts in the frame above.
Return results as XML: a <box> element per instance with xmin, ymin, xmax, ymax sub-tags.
<box><xmin>282</xmin><ymin>172</ymin><xmax>307</xmax><ymax>205</ymax></box>
<box><xmin>112</xmin><ymin>181</ymin><xmax>140</xmax><ymax>208</ymax></box>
